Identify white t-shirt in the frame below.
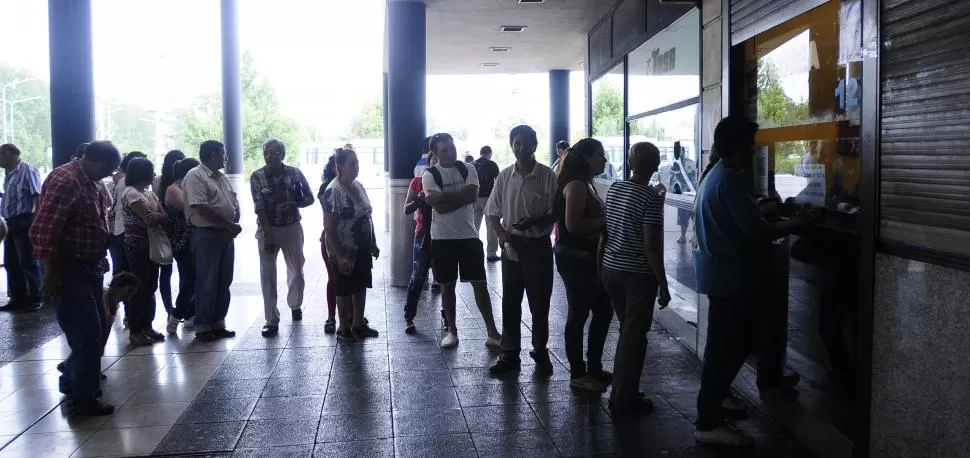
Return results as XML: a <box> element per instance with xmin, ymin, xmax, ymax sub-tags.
<box><xmin>422</xmin><ymin>163</ymin><xmax>480</xmax><ymax>240</ymax></box>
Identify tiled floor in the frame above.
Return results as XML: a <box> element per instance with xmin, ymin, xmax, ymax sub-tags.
<box><xmin>0</xmin><ymin>215</ymin><xmax>813</xmax><ymax>457</ymax></box>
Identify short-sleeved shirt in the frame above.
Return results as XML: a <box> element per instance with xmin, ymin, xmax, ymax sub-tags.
<box><xmin>474</xmin><ymin>157</ymin><xmax>501</xmax><ymax>197</ymax></box>
<box><xmin>1</xmin><ymin>161</ymin><xmax>42</xmax><ymax>219</ymax></box>
<box><xmin>693</xmin><ymin>162</ymin><xmax>770</xmax><ymax>297</ymax></box>
<box><xmin>120</xmin><ymin>187</ymin><xmax>160</xmax><ymax>239</ymax></box>
<box><xmin>421</xmin><ymin>163</ymin><xmax>480</xmax><ymax>240</ymax></box>
<box><xmin>249</xmin><ymin>165</ymin><xmax>314</xmax><ymax>227</ymax></box>
<box><xmin>322</xmin><ymin>180</ymin><xmax>373</xmax><ymax>258</ymax></box>
<box><xmin>603</xmin><ymin>180</ymin><xmax>664</xmax><ymax>274</ymax></box>
<box><xmin>485</xmin><ymin>162</ymin><xmax>557</xmax><ymax>238</ymax></box>
<box><xmin>182</xmin><ymin>163</ymin><xmax>240</xmax><ymax>228</ymax></box>
<box><xmin>409</xmin><ymin>177</ymin><xmax>427</xmax><ymax>236</ymax></box>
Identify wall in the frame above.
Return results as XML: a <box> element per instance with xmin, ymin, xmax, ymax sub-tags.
<box><xmin>870</xmin><ymin>253</ymin><xmax>970</xmax><ymax>456</ymax></box>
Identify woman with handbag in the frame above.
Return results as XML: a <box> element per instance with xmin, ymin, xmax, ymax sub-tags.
<box><xmin>164</xmin><ymin>158</ymin><xmax>200</xmax><ymax>334</ymax></box>
<box><xmin>555</xmin><ymin>138</ymin><xmax>614</xmax><ymax>393</ymax></box>
<box><xmin>120</xmin><ymin>158</ymin><xmax>171</xmax><ymax>347</ymax></box>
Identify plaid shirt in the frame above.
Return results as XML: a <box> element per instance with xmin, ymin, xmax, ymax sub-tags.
<box><xmin>1</xmin><ymin>160</ymin><xmax>42</xmax><ymax>218</ymax></box>
<box><xmin>250</xmin><ymin>165</ymin><xmax>314</xmax><ymax>227</ymax></box>
<box><xmin>30</xmin><ymin>159</ymin><xmax>111</xmax><ymax>263</ymax></box>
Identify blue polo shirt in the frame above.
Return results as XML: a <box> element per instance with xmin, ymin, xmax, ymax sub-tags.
<box><xmin>693</xmin><ymin>162</ymin><xmax>770</xmax><ymax>297</ymax></box>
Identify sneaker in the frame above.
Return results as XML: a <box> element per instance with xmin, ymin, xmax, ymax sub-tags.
<box><xmin>404</xmin><ymin>320</ymin><xmax>416</xmax><ymax>334</ymax></box>
<box><xmin>292</xmin><ymin>309</ymin><xmax>303</xmax><ymax>322</ymax></box>
<box><xmin>591</xmin><ymin>370</ymin><xmax>614</xmax><ymax>386</ymax></box>
<box><xmin>336</xmin><ymin>329</ymin><xmax>357</xmax><ymax>342</ymax></box>
<box><xmin>129</xmin><ymin>332</ymin><xmax>153</xmax><ymax>347</ymax></box>
<box><xmin>489</xmin><ymin>356</ymin><xmax>521</xmax><ymax>375</ymax></box>
<box><xmin>484</xmin><ymin>334</ymin><xmax>502</xmax><ymax>349</ymax></box>
<box><xmin>609</xmin><ymin>395</ymin><xmax>654</xmax><ymax>416</ymax></box>
<box><xmin>694</xmin><ymin>425</ymin><xmax>754</xmax><ymax>446</ymax></box>
<box><xmin>261</xmin><ymin>324</ymin><xmax>279</xmax><ymax>337</ymax></box>
<box><xmin>440</xmin><ymin>332</ymin><xmax>459</xmax><ymax>349</ymax></box>
<box><xmin>353</xmin><ymin>325</ymin><xmax>380</xmax><ymax>338</ymax></box>
<box><xmin>166</xmin><ymin>315</ymin><xmax>180</xmax><ymax>334</ymax></box>
<box><xmin>194</xmin><ymin>331</ymin><xmax>216</xmax><ymax>342</ymax></box>
<box><xmin>68</xmin><ymin>399</ymin><xmax>115</xmax><ymax>416</ymax></box>
<box><xmin>530</xmin><ymin>350</ymin><xmax>554</xmax><ymax>376</ymax></box>
<box><xmin>570</xmin><ymin>375</ymin><xmax>607</xmax><ymax>393</ymax></box>
<box><xmin>211</xmin><ymin>328</ymin><xmax>237</xmax><ymax>339</ymax></box>
<box><xmin>324</xmin><ymin>317</ymin><xmax>336</xmax><ymax>334</ymax></box>
<box><xmin>183</xmin><ymin>317</ymin><xmax>195</xmax><ymax>329</ymax></box>
<box><xmin>144</xmin><ymin>329</ymin><xmax>165</xmax><ymax>342</ymax></box>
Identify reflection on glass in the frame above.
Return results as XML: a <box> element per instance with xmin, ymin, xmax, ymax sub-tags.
<box><xmin>629</xmin><ymin>104</ymin><xmax>698</xmax><ymax>192</ymax></box>
<box><xmin>627</xmin><ymin>8</ymin><xmax>700</xmax><ymax>116</ymax></box>
<box><xmin>591</xmin><ymin>64</ymin><xmax>625</xmax><ymax>194</ymax></box>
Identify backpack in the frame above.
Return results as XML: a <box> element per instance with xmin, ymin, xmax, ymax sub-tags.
<box><xmin>426</xmin><ymin>162</ymin><xmax>468</xmax><ymax>190</ymax></box>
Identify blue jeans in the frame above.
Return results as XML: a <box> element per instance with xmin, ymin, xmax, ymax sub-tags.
<box><xmin>171</xmin><ymin>245</ymin><xmax>196</xmax><ymax>320</ymax></box>
<box><xmin>54</xmin><ymin>259</ymin><xmax>107</xmax><ymax>404</ymax></box>
<box><xmin>4</xmin><ymin>214</ymin><xmax>42</xmax><ymax>303</ymax></box>
<box><xmin>192</xmin><ymin>228</ymin><xmax>234</xmax><ymax>333</ymax></box>
<box><xmin>403</xmin><ymin>233</ymin><xmax>431</xmax><ymax>321</ymax></box>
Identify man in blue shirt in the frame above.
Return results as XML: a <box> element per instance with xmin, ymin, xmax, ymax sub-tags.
<box><xmin>0</xmin><ymin>144</ymin><xmax>43</xmax><ymax>311</ymax></box>
<box><xmin>692</xmin><ymin>117</ymin><xmax>813</xmax><ymax>446</ymax></box>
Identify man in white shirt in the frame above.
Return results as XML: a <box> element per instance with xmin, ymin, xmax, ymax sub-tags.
<box><xmin>422</xmin><ymin>133</ymin><xmax>502</xmax><ymax>349</ymax></box>
<box><xmin>485</xmin><ymin>125</ymin><xmax>558</xmax><ymax>376</ymax></box>
<box><xmin>182</xmin><ymin>140</ymin><xmax>242</xmax><ymax>342</ymax></box>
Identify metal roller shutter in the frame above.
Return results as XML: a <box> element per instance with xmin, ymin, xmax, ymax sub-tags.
<box><xmin>880</xmin><ymin>0</ymin><xmax>970</xmax><ymax>255</ymax></box>
<box><xmin>729</xmin><ymin>0</ymin><xmax>829</xmax><ymax>45</ymax></box>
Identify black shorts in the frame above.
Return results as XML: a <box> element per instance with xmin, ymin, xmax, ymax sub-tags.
<box><xmin>332</xmin><ymin>252</ymin><xmax>373</xmax><ymax>297</ymax></box>
<box><xmin>431</xmin><ymin>238</ymin><xmax>486</xmax><ymax>284</ymax></box>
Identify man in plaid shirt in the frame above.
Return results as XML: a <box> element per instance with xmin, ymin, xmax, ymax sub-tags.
<box><xmin>250</xmin><ymin>139</ymin><xmax>314</xmax><ymax>337</ymax></box>
<box><xmin>29</xmin><ymin>141</ymin><xmax>121</xmax><ymax>416</ymax></box>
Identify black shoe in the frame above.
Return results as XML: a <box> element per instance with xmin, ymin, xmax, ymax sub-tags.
<box><xmin>609</xmin><ymin>395</ymin><xmax>653</xmax><ymax>417</ymax></box>
<box><xmin>489</xmin><ymin>356</ymin><xmax>521</xmax><ymax>375</ymax></box>
<box><xmin>353</xmin><ymin>325</ymin><xmax>379</xmax><ymax>338</ymax></box>
<box><xmin>431</xmin><ymin>283</ymin><xmax>441</xmax><ymax>291</ymax></box>
<box><xmin>194</xmin><ymin>331</ymin><xmax>216</xmax><ymax>342</ymax></box>
<box><xmin>211</xmin><ymin>328</ymin><xmax>237</xmax><ymax>339</ymax></box>
<box><xmin>404</xmin><ymin>320</ymin><xmax>416</xmax><ymax>334</ymax></box>
<box><xmin>57</xmin><ymin>361</ymin><xmax>66</xmax><ymax>373</ymax></box>
<box><xmin>69</xmin><ymin>399</ymin><xmax>114</xmax><ymax>416</ymax></box>
<box><xmin>324</xmin><ymin>317</ymin><xmax>336</xmax><ymax>334</ymax></box>
<box><xmin>144</xmin><ymin>329</ymin><xmax>165</xmax><ymax>342</ymax></box>
<box><xmin>592</xmin><ymin>370</ymin><xmax>614</xmax><ymax>386</ymax></box>
<box><xmin>336</xmin><ymin>329</ymin><xmax>357</xmax><ymax>342</ymax></box>
<box><xmin>0</xmin><ymin>301</ymin><xmax>27</xmax><ymax>312</ymax></box>
<box><xmin>292</xmin><ymin>309</ymin><xmax>303</xmax><ymax>322</ymax></box>
<box><xmin>261</xmin><ymin>324</ymin><xmax>279</xmax><ymax>337</ymax></box>
<box><xmin>530</xmin><ymin>350</ymin><xmax>554</xmax><ymax>376</ymax></box>
<box><xmin>486</xmin><ymin>255</ymin><xmax>501</xmax><ymax>262</ymax></box>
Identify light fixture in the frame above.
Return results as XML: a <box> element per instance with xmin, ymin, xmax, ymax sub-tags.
<box><xmin>489</xmin><ymin>47</ymin><xmax>511</xmax><ymax>53</ymax></box>
<box><xmin>500</xmin><ymin>25</ymin><xmax>527</xmax><ymax>32</ymax></box>
<box><xmin>481</xmin><ymin>63</ymin><xmax>500</xmax><ymax>67</ymax></box>
<box><xmin>518</xmin><ymin>0</ymin><xmax>545</xmax><ymax>3</ymax></box>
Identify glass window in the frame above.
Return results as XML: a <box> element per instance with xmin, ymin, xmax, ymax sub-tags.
<box><xmin>627</xmin><ymin>8</ymin><xmax>700</xmax><ymax>116</ymax></box>
<box><xmin>745</xmin><ymin>0</ymin><xmax>862</xmax><ymax>212</ymax></box>
<box><xmin>591</xmin><ymin>64</ymin><xmax>625</xmax><ymax>195</ymax></box>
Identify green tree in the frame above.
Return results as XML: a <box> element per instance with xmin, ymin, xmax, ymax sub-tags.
<box><xmin>99</xmin><ymin>102</ymin><xmax>156</xmax><ymax>154</ymax></box>
<box><xmin>172</xmin><ymin>52</ymin><xmax>301</xmax><ymax>172</ymax></box>
<box><xmin>348</xmin><ymin>97</ymin><xmax>384</xmax><ymax>139</ymax></box>
<box><xmin>591</xmin><ymin>80</ymin><xmax>624</xmax><ymax>136</ymax></box>
<box><xmin>757</xmin><ymin>61</ymin><xmax>810</xmax><ymax>175</ymax></box>
<box><xmin>0</xmin><ymin>65</ymin><xmax>52</xmax><ymax>170</ymax></box>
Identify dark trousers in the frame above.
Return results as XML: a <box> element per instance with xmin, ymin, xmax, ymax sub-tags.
<box><xmin>171</xmin><ymin>245</ymin><xmax>196</xmax><ymax>320</ymax></box>
<box><xmin>602</xmin><ymin>268</ymin><xmax>657</xmax><ymax>401</ymax></box>
<box><xmin>158</xmin><ymin>264</ymin><xmax>173</xmax><ymax>313</ymax></box>
<box><xmin>124</xmin><ymin>238</ymin><xmax>159</xmax><ymax>333</ymax></box>
<box><xmin>192</xmin><ymin>228</ymin><xmax>234</xmax><ymax>333</ymax></box>
<box><xmin>404</xmin><ymin>233</ymin><xmax>432</xmax><ymax>321</ymax></box>
<box><xmin>556</xmin><ymin>246</ymin><xmax>614</xmax><ymax>378</ymax></box>
<box><xmin>695</xmin><ymin>293</ymin><xmax>784</xmax><ymax>431</ymax></box>
<box><xmin>108</xmin><ymin>233</ymin><xmax>128</xmax><ymax>275</ymax></box>
<box><xmin>500</xmin><ymin>235</ymin><xmax>553</xmax><ymax>358</ymax></box>
<box><xmin>4</xmin><ymin>214</ymin><xmax>42</xmax><ymax>303</ymax></box>
<box><xmin>55</xmin><ymin>259</ymin><xmax>106</xmax><ymax>404</ymax></box>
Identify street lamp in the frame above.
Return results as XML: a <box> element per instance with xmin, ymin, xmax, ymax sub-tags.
<box><xmin>1</xmin><ymin>77</ymin><xmax>41</xmax><ymax>143</ymax></box>
<box><xmin>4</xmin><ymin>96</ymin><xmax>42</xmax><ymax>143</ymax></box>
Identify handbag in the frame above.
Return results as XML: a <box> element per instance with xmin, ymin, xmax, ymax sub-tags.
<box><xmin>139</xmin><ymin>190</ymin><xmax>174</xmax><ymax>265</ymax></box>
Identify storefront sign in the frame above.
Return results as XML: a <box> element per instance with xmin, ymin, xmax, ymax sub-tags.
<box><xmin>794</xmin><ymin>163</ymin><xmax>826</xmax><ymax>206</ymax></box>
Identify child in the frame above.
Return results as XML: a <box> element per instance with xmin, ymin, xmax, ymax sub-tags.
<box><xmin>57</xmin><ymin>272</ymin><xmax>140</xmax><ymax>381</ymax></box>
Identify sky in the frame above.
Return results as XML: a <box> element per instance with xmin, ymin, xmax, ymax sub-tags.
<box><xmin>0</xmin><ymin>0</ymin><xmax>585</xmax><ymax>150</ymax></box>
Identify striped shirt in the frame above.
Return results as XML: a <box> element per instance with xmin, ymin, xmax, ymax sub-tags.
<box><xmin>1</xmin><ymin>161</ymin><xmax>41</xmax><ymax>218</ymax></box>
<box><xmin>603</xmin><ymin>180</ymin><xmax>664</xmax><ymax>274</ymax></box>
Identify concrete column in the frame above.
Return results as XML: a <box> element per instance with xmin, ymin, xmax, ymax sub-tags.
<box><xmin>220</xmin><ymin>0</ymin><xmax>244</xmax><ymax>176</ymax></box>
<box><xmin>549</xmin><ymin>70</ymin><xmax>570</xmax><ymax>165</ymax></box>
<box><xmin>48</xmin><ymin>0</ymin><xmax>95</xmax><ymax>168</ymax></box>
<box><xmin>386</xmin><ymin>0</ymin><xmax>426</xmax><ymax>287</ymax></box>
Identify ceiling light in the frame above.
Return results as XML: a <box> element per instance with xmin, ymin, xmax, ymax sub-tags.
<box><xmin>518</xmin><ymin>0</ymin><xmax>545</xmax><ymax>3</ymax></box>
<box><xmin>490</xmin><ymin>47</ymin><xmax>511</xmax><ymax>53</ymax></box>
<box><xmin>481</xmin><ymin>63</ymin><xmax>500</xmax><ymax>67</ymax></box>
<box><xmin>500</xmin><ymin>25</ymin><xmax>527</xmax><ymax>32</ymax></box>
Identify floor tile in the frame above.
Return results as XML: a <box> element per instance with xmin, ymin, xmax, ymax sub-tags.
<box><xmin>102</xmin><ymin>401</ymin><xmax>190</xmax><ymax>428</ymax></box>
<box><xmin>126</xmin><ymin>380</ymin><xmax>206</xmax><ymax>405</ymax></box>
<box><xmin>25</xmin><ymin>408</ymin><xmax>110</xmax><ymax>434</ymax></box>
<box><xmin>177</xmin><ymin>397</ymin><xmax>258</xmax><ymax>424</ymax></box>
<box><xmin>70</xmin><ymin>425</ymin><xmax>170</xmax><ymax>457</ymax></box>
<box><xmin>463</xmin><ymin>404</ymin><xmax>544</xmax><ymax>432</ymax></box>
<box><xmin>394</xmin><ymin>433</ymin><xmax>478</xmax><ymax>458</ymax></box>
<box><xmin>317</xmin><ymin>412</ymin><xmax>393</xmax><ymax>443</ymax></box>
<box><xmin>250</xmin><ymin>396</ymin><xmax>325</xmax><ymax>420</ymax></box>
<box><xmin>392</xmin><ymin>408</ymin><xmax>468</xmax><ymax>437</ymax></box>
<box><xmin>312</xmin><ymin>438</ymin><xmax>394</xmax><ymax>458</ymax></box>
<box><xmin>0</xmin><ymin>430</ymin><xmax>93</xmax><ymax>458</ymax></box>
<box><xmin>391</xmin><ymin>384</ymin><xmax>460</xmax><ymax>411</ymax></box>
<box><xmin>261</xmin><ymin>376</ymin><xmax>329</xmax><ymax>398</ymax></box>
<box><xmin>471</xmin><ymin>429</ymin><xmax>561</xmax><ymax>458</ymax></box>
<box><xmin>154</xmin><ymin>421</ymin><xmax>247</xmax><ymax>454</ymax></box>
<box><xmin>236</xmin><ymin>418</ymin><xmax>319</xmax><ymax>448</ymax></box>
<box><xmin>231</xmin><ymin>444</ymin><xmax>314</xmax><ymax>457</ymax></box>
<box><xmin>455</xmin><ymin>383</ymin><xmax>526</xmax><ymax>407</ymax></box>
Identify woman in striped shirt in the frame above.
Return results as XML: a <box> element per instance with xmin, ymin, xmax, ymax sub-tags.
<box><xmin>602</xmin><ymin>142</ymin><xmax>671</xmax><ymax>416</ymax></box>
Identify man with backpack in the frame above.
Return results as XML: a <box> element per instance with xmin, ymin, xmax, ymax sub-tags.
<box><xmin>422</xmin><ymin>133</ymin><xmax>502</xmax><ymax>349</ymax></box>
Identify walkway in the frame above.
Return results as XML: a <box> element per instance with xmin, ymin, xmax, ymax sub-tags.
<box><xmin>0</xmin><ymin>215</ymin><xmax>812</xmax><ymax>457</ymax></box>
